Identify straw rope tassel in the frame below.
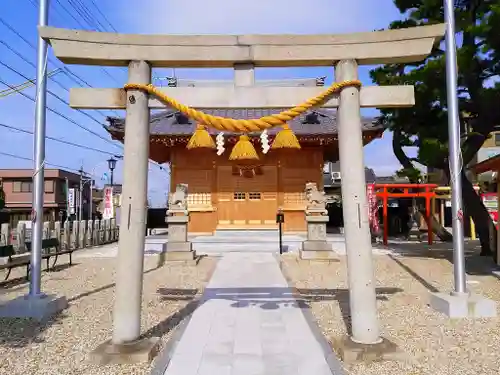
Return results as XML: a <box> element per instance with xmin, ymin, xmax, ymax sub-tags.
<box><xmin>229</xmin><ymin>135</ymin><xmax>259</xmax><ymax>160</ymax></box>
<box><xmin>187</xmin><ymin>124</ymin><xmax>215</xmax><ymax>149</ymax></box>
<box><xmin>271</xmin><ymin>124</ymin><xmax>301</xmax><ymax>149</ymax></box>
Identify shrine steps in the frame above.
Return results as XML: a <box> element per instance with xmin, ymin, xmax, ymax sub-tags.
<box><xmin>213</xmin><ymin>229</ymin><xmax>283</xmax><ymax>238</ymax></box>
<box><xmin>144</xmin><ymin>231</ymin><xmax>306</xmax><ymax>254</ymax></box>
<box><xmin>193</xmin><ymin>232</ymin><xmax>305</xmax><ymax>253</ymax></box>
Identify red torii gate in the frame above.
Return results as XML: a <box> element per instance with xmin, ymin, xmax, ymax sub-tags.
<box><xmin>374</xmin><ymin>183</ymin><xmax>437</xmax><ymax>246</ymax></box>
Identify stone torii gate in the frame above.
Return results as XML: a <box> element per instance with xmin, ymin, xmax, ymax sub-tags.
<box><xmin>40</xmin><ymin>24</ymin><xmax>444</xmax><ymax>363</ymax></box>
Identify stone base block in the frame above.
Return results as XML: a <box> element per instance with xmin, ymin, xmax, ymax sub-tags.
<box><xmin>165</xmin><ymin>242</ymin><xmax>192</xmax><ymax>252</ymax></box>
<box><xmin>429</xmin><ymin>292</ymin><xmax>497</xmax><ymax>318</ymax></box>
<box><xmin>165</xmin><ymin>250</ymin><xmax>197</xmax><ymax>262</ymax></box>
<box><xmin>90</xmin><ymin>337</ymin><xmax>160</xmax><ymax>365</ymax></box>
<box><xmin>333</xmin><ymin>336</ymin><xmax>406</xmax><ymax>364</ymax></box>
<box><xmin>300</xmin><ymin>240</ymin><xmax>336</xmax><ymax>260</ymax></box>
<box><xmin>302</xmin><ymin>240</ymin><xmax>332</xmax><ymax>252</ymax></box>
<box><xmin>299</xmin><ymin>249</ymin><xmax>338</xmax><ymax>261</ymax></box>
<box><xmin>0</xmin><ymin>293</ymin><xmax>68</xmax><ymax>322</ymax></box>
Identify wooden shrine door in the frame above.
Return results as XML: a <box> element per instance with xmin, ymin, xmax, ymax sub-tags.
<box><xmin>217</xmin><ymin>165</ymin><xmax>278</xmax><ymax>228</ymax></box>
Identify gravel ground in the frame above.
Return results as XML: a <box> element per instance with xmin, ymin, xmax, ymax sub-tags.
<box><xmin>0</xmin><ymin>254</ymin><xmax>217</xmax><ymax>375</ymax></box>
<box><xmin>280</xmin><ymin>247</ymin><xmax>500</xmax><ymax>375</ymax></box>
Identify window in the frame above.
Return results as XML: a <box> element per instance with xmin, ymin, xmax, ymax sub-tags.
<box><xmin>495</xmin><ymin>133</ymin><xmax>500</xmax><ymax>146</ymax></box>
<box><xmin>12</xmin><ymin>181</ymin><xmax>21</xmax><ymax>193</ymax></box>
<box><xmin>21</xmin><ymin>181</ymin><xmax>32</xmax><ymax>193</ymax></box>
<box><xmin>44</xmin><ymin>180</ymin><xmax>54</xmax><ymax>193</ymax></box>
<box><xmin>12</xmin><ymin>180</ymin><xmax>32</xmax><ymax>193</ymax></box>
<box><xmin>248</xmin><ymin>192</ymin><xmax>261</xmax><ymax>200</ymax></box>
<box><xmin>233</xmin><ymin>192</ymin><xmax>246</xmax><ymax>201</ymax></box>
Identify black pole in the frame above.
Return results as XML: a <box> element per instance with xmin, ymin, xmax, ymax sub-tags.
<box><xmin>110</xmin><ymin>169</ymin><xmax>114</xmax><ymax>187</ymax></box>
<box><xmin>279</xmin><ymin>221</ymin><xmax>283</xmax><ymax>255</ymax></box>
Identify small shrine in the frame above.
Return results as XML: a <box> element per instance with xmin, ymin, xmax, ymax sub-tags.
<box><xmin>106</xmin><ymin>79</ymin><xmax>383</xmax><ymax>233</ymax></box>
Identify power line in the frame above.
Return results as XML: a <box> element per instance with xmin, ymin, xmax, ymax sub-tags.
<box><xmin>0</xmin><ymin>151</ymin><xmax>83</xmax><ymax>174</ymax></box>
<box><xmin>0</xmin><ymin>122</ymin><xmax>169</xmax><ymax>174</ymax></box>
<box><xmin>0</xmin><ymin>68</ymin><xmax>168</xmax><ymax>173</ymax></box>
<box><xmin>0</xmin><ymin>14</ymin><xmax>121</xmax><ymax>90</ymax></box>
<box><xmin>0</xmin><ymin>39</ymin><xmax>120</xmax><ymax>117</ymax></box>
<box><xmin>0</xmin><ymin>122</ymin><xmax>121</xmax><ymax>157</ymax></box>
<box><xmin>0</xmin><ymin>10</ymin><xmax>167</xmax><ymax>175</ymax></box>
<box><xmin>0</xmin><ymin>58</ymin><xmax>107</xmax><ymax>128</ymax></box>
<box><xmin>0</xmin><ymin>74</ymin><xmax>121</xmax><ymax>148</ymax></box>
<box><xmin>88</xmin><ymin>0</ymin><xmax>118</xmax><ymax>32</ymax></box>
<box><xmin>53</xmin><ymin>0</ymin><xmax>88</xmax><ymax>30</ymax></box>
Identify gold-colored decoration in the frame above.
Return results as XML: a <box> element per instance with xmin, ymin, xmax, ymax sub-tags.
<box><xmin>186</xmin><ymin>124</ymin><xmax>215</xmax><ymax>149</ymax></box>
<box><xmin>124</xmin><ymin>80</ymin><xmax>361</xmax><ymax>133</ymax></box>
<box><xmin>229</xmin><ymin>135</ymin><xmax>259</xmax><ymax>161</ymax></box>
<box><xmin>271</xmin><ymin>124</ymin><xmax>301</xmax><ymax>150</ymax></box>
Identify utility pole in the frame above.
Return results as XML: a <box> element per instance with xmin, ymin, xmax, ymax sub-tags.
<box><xmin>29</xmin><ymin>0</ymin><xmax>50</xmax><ymax>297</ymax></box>
<box><xmin>0</xmin><ymin>0</ymin><xmax>69</xmax><ymax>321</ymax></box>
<box><xmin>429</xmin><ymin>0</ymin><xmax>497</xmax><ymax>319</ymax></box>
<box><xmin>88</xmin><ymin>177</ymin><xmax>93</xmax><ymax>220</ymax></box>
<box><xmin>78</xmin><ymin>167</ymin><xmax>83</xmax><ymax>222</ymax></box>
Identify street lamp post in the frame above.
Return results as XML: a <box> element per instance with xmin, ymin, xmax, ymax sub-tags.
<box><xmin>107</xmin><ymin>157</ymin><xmax>117</xmax><ymax>187</ymax></box>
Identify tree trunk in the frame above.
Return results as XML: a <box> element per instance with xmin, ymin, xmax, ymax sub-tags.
<box><xmin>391</xmin><ymin>129</ymin><xmax>453</xmax><ymax>241</ymax></box>
<box><xmin>460</xmin><ymin>171</ymin><xmax>497</xmax><ymax>260</ymax></box>
<box><xmin>415</xmin><ymin>209</ymin><xmax>454</xmax><ymax>241</ymax></box>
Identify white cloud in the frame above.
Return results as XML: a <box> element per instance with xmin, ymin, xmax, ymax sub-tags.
<box><xmin>118</xmin><ymin>0</ymin><xmax>400</xmax><ymax>35</ymax></box>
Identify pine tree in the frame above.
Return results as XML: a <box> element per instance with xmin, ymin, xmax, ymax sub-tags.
<box><xmin>370</xmin><ymin>0</ymin><xmax>500</xmax><ymax>256</ymax></box>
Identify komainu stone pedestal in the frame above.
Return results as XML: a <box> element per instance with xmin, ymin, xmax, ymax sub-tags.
<box><xmin>164</xmin><ymin>214</ymin><xmax>196</xmax><ymax>262</ymax></box>
<box><xmin>300</xmin><ymin>214</ymin><xmax>336</xmax><ymax>260</ymax></box>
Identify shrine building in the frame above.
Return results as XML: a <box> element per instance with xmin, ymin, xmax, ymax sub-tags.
<box><xmin>106</xmin><ymin>78</ymin><xmax>383</xmax><ymax>234</ymax></box>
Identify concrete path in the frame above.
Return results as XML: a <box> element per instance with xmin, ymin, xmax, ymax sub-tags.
<box><xmin>160</xmin><ymin>252</ymin><xmax>342</xmax><ymax>375</ymax></box>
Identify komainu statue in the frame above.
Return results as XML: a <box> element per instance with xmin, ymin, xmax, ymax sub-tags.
<box><xmin>168</xmin><ymin>183</ymin><xmax>188</xmax><ymax>212</ymax></box>
<box><xmin>304</xmin><ymin>182</ymin><xmax>327</xmax><ymax>214</ymax></box>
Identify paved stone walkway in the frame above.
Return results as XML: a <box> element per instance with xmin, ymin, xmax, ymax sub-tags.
<box><xmin>161</xmin><ymin>252</ymin><xmax>341</xmax><ymax>375</ymax></box>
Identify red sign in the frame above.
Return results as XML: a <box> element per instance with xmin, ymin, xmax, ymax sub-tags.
<box><xmin>103</xmin><ymin>186</ymin><xmax>114</xmax><ymax>219</ymax></box>
<box><xmin>481</xmin><ymin>192</ymin><xmax>498</xmax><ymax>223</ymax></box>
<box><xmin>367</xmin><ymin>184</ymin><xmax>380</xmax><ymax>232</ymax></box>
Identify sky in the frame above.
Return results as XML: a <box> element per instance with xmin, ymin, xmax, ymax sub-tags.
<box><xmin>0</xmin><ymin>0</ymin><xmax>411</xmax><ymax>207</ymax></box>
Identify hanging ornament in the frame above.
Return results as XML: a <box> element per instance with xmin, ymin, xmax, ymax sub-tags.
<box><xmin>229</xmin><ymin>135</ymin><xmax>259</xmax><ymax>161</ymax></box>
<box><xmin>271</xmin><ymin>124</ymin><xmax>301</xmax><ymax>150</ymax></box>
<box><xmin>216</xmin><ymin>132</ymin><xmax>225</xmax><ymax>156</ymax></box>
<box><xmin>260</xmin><ymin>129</ymin><xmax>270</xmax><ymax>154</ymax></box>
<box><xmin>187</xmin><ymin>124</ymin><xmax>215</xmax><ymax>149</ymax></box>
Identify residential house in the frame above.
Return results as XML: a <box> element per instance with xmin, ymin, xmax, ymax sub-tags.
<box><xmin>0</xmin><ymin>169</ymin><xmax>90</xmax><ymax>228</ymax></box>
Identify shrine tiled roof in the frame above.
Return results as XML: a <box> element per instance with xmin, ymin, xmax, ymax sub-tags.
<box><xmin>106</xmin><ymin>108</ymin><xmax>382</xmax><ymax>136</ymax></box>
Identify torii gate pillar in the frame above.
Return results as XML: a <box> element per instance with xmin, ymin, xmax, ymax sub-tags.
<box><xmin>336</xmin><ymin>59</ymin><xmax>380</xmax><ymax>343</ymax></box>
<box><xmin>91</xmin><ymin>60</ymin><xmax>160</xmax><ymax>363</ymax></box>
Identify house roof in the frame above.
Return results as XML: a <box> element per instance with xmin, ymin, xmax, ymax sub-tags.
<box><xmin>470</xmin><ymin>153</ymin><xmax>500</xmax><ymax>174</ymax></box>
<box><xmin>106</xmin><ymin>108</ymin><xmax>382</xmax><ymax>137</ymax></box>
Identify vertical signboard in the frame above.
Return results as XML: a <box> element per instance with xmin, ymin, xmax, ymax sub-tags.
<box><xmin>103</xmin><ymin>186</ymin><xmax>114</xmax><ymax>220</ymax></box>
<box><xmin>366</xmin><ymin>183</ymin><xmax>380</xmax><ymax>233</ymax></box>
<box><xmin>68</xmin><ymin>188</ymin><xmax>75</xmax><ymax>215</ymax></box>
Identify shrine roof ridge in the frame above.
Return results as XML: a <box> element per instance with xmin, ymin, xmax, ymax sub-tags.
<box><xmin>106</xmin><ymin>108</ymin><xmax>381</xmax><ymax>136</ymax></box>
